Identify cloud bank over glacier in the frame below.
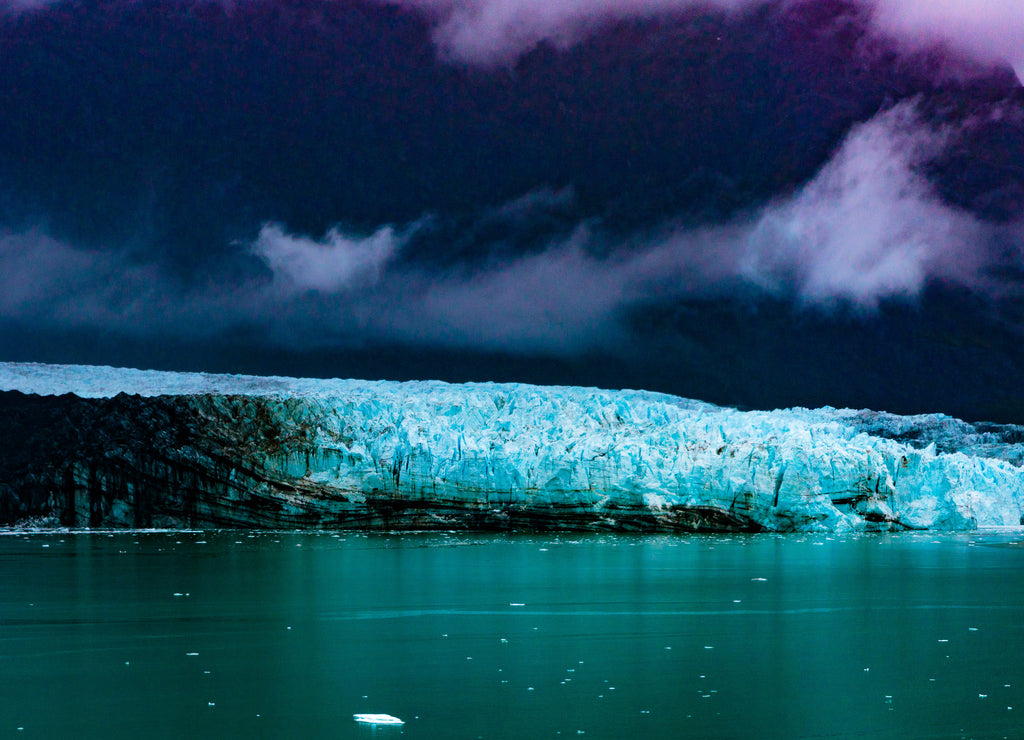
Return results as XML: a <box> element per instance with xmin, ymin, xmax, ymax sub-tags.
<box><xmin>198</xmin><ymin>102</ymin><xmax>1017</xmax><ymax>343</ymax></box>
<box><xmin>0</xmin><ymin>102</ymin><xmax>1012</xmax><ymax>353</ymax></box>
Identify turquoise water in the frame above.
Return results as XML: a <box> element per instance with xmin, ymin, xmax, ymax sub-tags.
<box><xmin>2</xmin><ymin>531</ymin><xmax>1023</xmax><ymax>738</ymax></box>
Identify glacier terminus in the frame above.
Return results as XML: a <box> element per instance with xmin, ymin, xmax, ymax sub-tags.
<box><xmin>1</xmin><ymin>362</ymin><xmax>1023</xmax><ymax>533</ymax></box>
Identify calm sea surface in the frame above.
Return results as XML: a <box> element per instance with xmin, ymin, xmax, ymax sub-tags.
<box><xmin>2</xmin><ymin>530</ymin><xmax>1023</xmax><ymax>739</ymax></box>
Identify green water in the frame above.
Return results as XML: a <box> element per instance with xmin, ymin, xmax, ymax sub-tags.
<box><xmin>2</xmin><ymin>531</ymin><xmax>1023</xmax><ymax>739</ymax></box>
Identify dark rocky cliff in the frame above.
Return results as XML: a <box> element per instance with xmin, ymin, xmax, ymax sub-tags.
<box><xmin>1</xmin><ymin>391</ymin><xmax>286</xmax><ymax>528</ymax></box>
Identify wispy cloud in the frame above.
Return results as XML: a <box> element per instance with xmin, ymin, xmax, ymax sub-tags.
<box><xmin>250</xmin><ymin>222</ymin><xmax>409</xmax><ymax>294</ymax></box>
<box><xmin>385</xmin><ymin>226</ymin><xmax>630</xmax><ymax>351</ymax></box>
<box><xmin>384</xmin><ymin>0</ymin><xmax>763</xmax><ymax>64</ymax></box>
<box><xmin>0</xmin><ymin>231</ymin><xmax>200</xmax><ymax>331</ymax></box>
<box><xmin>731</xmin><ymin>102</ymin><xmax>983</xmax><ymax>307</ymax></box>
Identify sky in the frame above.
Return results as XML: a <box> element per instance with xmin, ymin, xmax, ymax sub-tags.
<box><xmin>1</xmin><ymin>0</ymin><xmax>1024</xmax><ymax>421</ymax></box>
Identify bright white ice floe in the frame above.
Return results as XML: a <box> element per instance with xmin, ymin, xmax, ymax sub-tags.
<box><xmin>353</xmin><ymin>714</ymin><xmax>404</xmax><ymax>725</ymax></box>
<box><xmin>3</xmin><ymin>361</ymin><xmax>1024</xmax><ymax>533</ymax></box>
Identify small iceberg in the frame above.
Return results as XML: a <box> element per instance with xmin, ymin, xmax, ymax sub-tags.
<box><xmin>354</xmin><ymin>713</ymin><xmax>404</xmax><ymax>725</ymax></box>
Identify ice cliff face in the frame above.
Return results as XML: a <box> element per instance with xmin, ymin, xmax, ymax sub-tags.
<box><xmin>1</xmin><ymin>362</ymin><xmax>1023</xmax><ymax>532</ymax></box>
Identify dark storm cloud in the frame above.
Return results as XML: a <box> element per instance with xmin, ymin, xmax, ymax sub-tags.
<box><xmin>1</xmin><ymin>0</ymin><xmax>1024</xmax><ymax>421</ymax></box>
<box><xmin>247</xmin><ymin>103</ymin><xmax>1014</xmax><ymax>344</ymax></box>
<box><xmin>0</xmin><ymin>228</ymin><xmax>255</xmax><ymax>336</ymax></box>
<box><xmin>1</xmin><ymin>102</ymin><xmax>1016</xmax><ymax>355</ymax></box>
<box><xmin>5</xmin><ymin>0</ymin><xmax>1016</xmax><ymax>258</ymax></box>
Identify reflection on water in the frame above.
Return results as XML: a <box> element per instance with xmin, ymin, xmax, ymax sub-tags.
<box><xmin>1</xmin><ymin>530</ymin><xmax>1023</xmax><ymax>738</ymax></box>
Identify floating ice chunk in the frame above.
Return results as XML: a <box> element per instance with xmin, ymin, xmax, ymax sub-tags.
<box><xmin>353</xmin><ymin>714</ymin><xmax>404</xmax><ymax>725</ymax></box>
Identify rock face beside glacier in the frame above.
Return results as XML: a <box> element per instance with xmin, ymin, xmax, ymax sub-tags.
<box><xmin>1</xmin><ymin>362</ymin><xmax>1023</xmax><ymax>532</ymax></box>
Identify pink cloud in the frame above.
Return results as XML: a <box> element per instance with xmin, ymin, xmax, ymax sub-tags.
<box><xmin>868</xmin><ymin>0</ymin><xmax>1024</xmax><ymax>79</ymax></box>
<box><xmin>386</xmin><ymin>0</ymin><xmax>760</xmax><ymax>64</ymax></box>
<box><xmin>382</xmin><ymin>0</ymin><xmax>1024</xmax><ymax>74</ymax></box>
<box><xmin>5</xmin><ymin>0</ymin><xmax>1022</xmax><ymax>75</ymax></box>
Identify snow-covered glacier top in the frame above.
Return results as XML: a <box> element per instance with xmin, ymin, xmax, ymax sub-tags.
<box><xmin>2</xmin><ymin>361</ymin><xmax>1023</xmax><ymax>532</ymax></box>
<box><xmin>0</xmin><ymin>361</ymin><xmax>694</xmax><ymax>406</ymax></box>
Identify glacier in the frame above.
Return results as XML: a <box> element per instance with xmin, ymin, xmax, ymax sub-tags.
<box><xmin>1</xmin><ymin>361</ymin><xmax>1023</xmax><ymax>532</ymax></box>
